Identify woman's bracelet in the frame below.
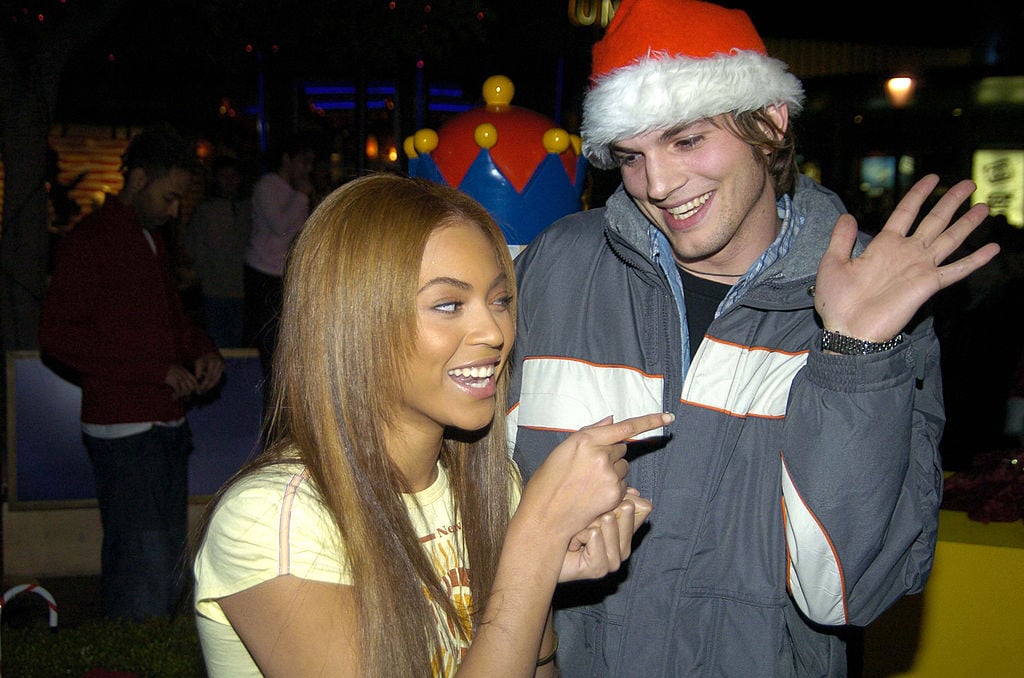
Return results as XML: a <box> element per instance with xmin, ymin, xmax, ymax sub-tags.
<box><xmin>537</xmin><ymin>630</ymin><xmax>559</xmax><ymax>666</ymax></box>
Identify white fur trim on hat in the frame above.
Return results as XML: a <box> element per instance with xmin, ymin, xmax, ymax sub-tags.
<box><xmin>582</xmin><ymin>50</ymin><xmax>804</xmax><ymax>169</ymax></box>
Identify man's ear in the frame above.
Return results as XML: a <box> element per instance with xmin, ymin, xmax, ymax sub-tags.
<box><xmin>764</xmin><ymin>103</ymin><xmax>790</xmax><ymax>138</ymax></box>
<box><xmin>124</xmin><ymin>167</ymin><xmax>148</xmax><ymax>194</ymax></box>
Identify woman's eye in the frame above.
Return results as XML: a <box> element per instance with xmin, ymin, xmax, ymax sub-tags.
<box><xmin>493</xmin><ymin>294</ymin><xmax>513</xmax><ymax>309</ymax></box>
<box><xmin>434</xmin><ymin>301</ymin><xmax>461</xmax><ymax>313</ymax></box>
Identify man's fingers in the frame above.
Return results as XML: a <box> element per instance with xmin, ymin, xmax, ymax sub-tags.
<box><xmin>930</xmin><ymin>202</ymin><xmax>990</xmax><ymax>260</ymax></box>
<box><xmin>913</xmin><ymin>178</ymin><xmax>978</xmax><ymax>242</ymax></box>
<box><xmin>885</xmin><ymin>173</ymin><xmax>940</xmax><ymax>235</ymax></box>
<box><xmin>822</xmin><ymin>214</ymin><xmax>859</xmax><ymax>266</ymax></box>
<box><xmin>937</xmin><ymin>241</ymin><xmax>1001</xmax><ymax>288</ymax></box>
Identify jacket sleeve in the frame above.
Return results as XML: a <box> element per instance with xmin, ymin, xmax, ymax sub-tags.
<box><xmin>507</xmin><ymin>242</ymin><xmax>536</xmax><ymax>471</ymax></box>
<box><xmin>780</xmin><ymin>316</ymin><xmax>943</xmax><ymax>627</ymax></box>
<box><xmin>507</xmin><ymin>230</ymin><xmax>560</xmax><ymax>481</ymax></box>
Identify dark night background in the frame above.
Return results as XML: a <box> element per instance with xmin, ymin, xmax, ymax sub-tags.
<box><xmin>2</xmin><ymin>4</ymin><xmax>1024</xmax><ymax>667</ymax></box>
<box><xmin>3</xmin><ymin>0</ymin><xmax>1024</xmax><ymax>471</ymax></box>
<box><xmin>32</xmin><ymin>1</ymin><xmax>1024</xmax><ymax>133</ymax></box>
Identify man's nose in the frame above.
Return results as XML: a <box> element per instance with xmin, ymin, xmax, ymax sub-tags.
<box><xmin>645</xmin><ymin>154</ymin><xmax>682</xmax><ymax>203</ymax></box>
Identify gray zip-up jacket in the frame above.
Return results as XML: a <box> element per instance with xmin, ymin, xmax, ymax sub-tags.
<box><xmin>508</xmin><ymin>176</ymin><xmax>943</xmax><ymax>677</ymax></box>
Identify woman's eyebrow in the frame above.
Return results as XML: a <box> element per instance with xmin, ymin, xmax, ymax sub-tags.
<box><xmin>419</xmin><ymin>272</ymin><xmax>507</xmax><ymax>294</ymax></box>
<box><xmin>419</xmin><ymin>276</ymin><xmax>471</xmax><ymax>293</ymax></box>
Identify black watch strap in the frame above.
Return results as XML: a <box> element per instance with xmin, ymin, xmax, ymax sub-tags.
<box><xmin>821</xmin><ymin>329</ymin><xmax>905</xmax><ymax>355</ymax></box>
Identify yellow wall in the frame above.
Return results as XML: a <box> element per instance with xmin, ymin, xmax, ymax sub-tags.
<box><xmin>862</xmin><ymin>510</ymin><xmax>1024</xmax><ymax>677</ymax></box>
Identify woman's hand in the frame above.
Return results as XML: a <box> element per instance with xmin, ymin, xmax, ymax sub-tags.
<box><xmin>518</xmin><ymin>412</ymin><xmax>671</xmax><ymax>546</ymax></box>
<box><xmin>559</xmin><ymin>488</ymin><xmax>653</xmax><ymax>582</ymax></box>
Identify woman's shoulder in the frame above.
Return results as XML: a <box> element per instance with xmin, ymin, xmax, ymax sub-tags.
<box><xmin>211</xmin><ymin>462</ymin><xmax>324</xmax><ymax>532</ymax></box>
<box><xmin>225</xmin><ymin>461</ymin><xmax>309</xmax><ymax>493</ymax></box>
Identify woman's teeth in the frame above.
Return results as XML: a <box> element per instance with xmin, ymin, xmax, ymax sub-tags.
<box><xmin>448</xmin><ymin>365</ymin><xmax>496</xmax><ymax>387</ymax></box>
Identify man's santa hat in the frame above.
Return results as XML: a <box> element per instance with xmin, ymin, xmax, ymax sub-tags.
<box><xmin>582</xmin><ymin>0</ymin><xmax>805</xmax><ymax>169</ymax></box>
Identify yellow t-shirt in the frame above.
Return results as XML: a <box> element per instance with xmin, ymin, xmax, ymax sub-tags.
<box><xmin>194</xmin><ymin>460</ymin><xmax>522</xmax><ymax>677</ymax></box>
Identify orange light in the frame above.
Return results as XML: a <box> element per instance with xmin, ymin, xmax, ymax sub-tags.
<box><xmin>885</xmin><ymin>76</ymin><xmax>916</xmax><ymax>109</ymax></box>
<box><xmin>365</xmin><ymin>135</ymin><xmax>379</xmax><ymax>160</ymax></box>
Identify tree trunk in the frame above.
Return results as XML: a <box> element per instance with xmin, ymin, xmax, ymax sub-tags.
<box><xmin>0</xmin><ymin>91</ymin><xmax>52</xmax><ymax>352</ymax></box>
<box><xmin>0</xmin><ymin>0</ymin><xmax>128</xmax><ymax>355</ymax></box>
<box><xmin>0</xmin><ymin>3</ymin><xmax>128</xmax><ymax>578</ymax></box>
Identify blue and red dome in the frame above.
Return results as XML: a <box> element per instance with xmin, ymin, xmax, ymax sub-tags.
<box><xmin>406</xmin><ymin>75</ymin><xmax>587</xmax><ymax>253</ymax></box>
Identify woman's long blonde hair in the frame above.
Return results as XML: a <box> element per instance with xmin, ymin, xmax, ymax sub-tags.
<box><xmin>196</xmin><ymin>173</ymin><xmax>517</xmax><ymax>675</ymax></box>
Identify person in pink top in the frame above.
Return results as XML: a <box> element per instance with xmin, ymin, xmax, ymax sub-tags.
<box><xmin>243</xmin><ymin>133</ymin><xmax>318</xmax><ymax>381</ymax></box>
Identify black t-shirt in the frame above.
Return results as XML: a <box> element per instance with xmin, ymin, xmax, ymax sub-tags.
<box><xmin>678</xmin><ymin>267</ymin><xmax>732</xmax><ymax>356</ymax></box>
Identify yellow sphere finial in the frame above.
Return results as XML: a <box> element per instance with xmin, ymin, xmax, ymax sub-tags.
<box><xmin>542</xmin><ymin>128</ymin><xmax>571</xmax><ymax>154</ymax></box>
<box><xmin>483</xmin><ymin>75</ymin><xmax>514</xmax><ymax>111</ymax></box>
<box><xmin>412</xmin><ymin>128</ymin><xmax>439</xmax><ymax>155</ymax></box>
<box><xmin>569</xmin><ymin>134</ymin><xmax>583</xmax><ymax>156</ymax></box>
<box><xmin>474</xmin><ymin>123</ymin><xmax>498</xmax><ymax>149</ymax></box>
<box><xmin>403</xmin><ymin>135</ymin><xmax>417</xmax><ymax>159</ymax></box>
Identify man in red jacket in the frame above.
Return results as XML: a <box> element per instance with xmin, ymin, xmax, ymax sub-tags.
<box><xmin>40</xmin><ymin>124</ymin><xmax>224</xmax><ymax>621</ymax></box>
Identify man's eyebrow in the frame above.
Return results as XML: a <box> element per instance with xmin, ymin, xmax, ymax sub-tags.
<box><xmin>659</xmin><ymin>123</ymin><xmax>694</xmax><ymax>141</ymax></box>
<box><xmin>610</xmin><ymin>124</ymin><xmax>702</xmax><ymax>154</ymax></box>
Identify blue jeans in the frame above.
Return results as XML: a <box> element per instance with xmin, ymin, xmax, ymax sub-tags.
<box><xmin>84</xmin><ymin>424</ymin><xmax>191</xmax><ymax>621</ymax></box>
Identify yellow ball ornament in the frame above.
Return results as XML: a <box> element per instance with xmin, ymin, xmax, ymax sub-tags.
<box><xmin>474</xmin><ymin>123</ymin><xmax>498</xmax><ymax>149</ymax></box>
<box><xmin>403</xmin><ymin>135</ymin><xmax>417</xmax><ymax>158</ymax></box>
<box><xmin>542</xmin><ymin>128</ymin><xmax>571</xmax><ymax>154</ymax></box>
<box><xmin>570</xmin><ymin>134</ymin><xmax>583</xmax><ymax>156</ymax></box>
<box><xmin>413</xmin><ymin>128</ymin><xmax>439</xmax><ymax>155</ymax></box>
<box><xmin>482</xmin><ymin>75</ymin><xmax>514</xmax><ymax>111</ymax></box>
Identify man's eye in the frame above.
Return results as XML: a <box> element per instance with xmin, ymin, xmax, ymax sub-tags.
<box><xmin>674</xmin><ymin>135</ymin><xmax>701</xmax><ymax>149</ymax></box>
<box><xmin>616</xmin><ymin>153</ymin><xmax>640</xmax><ymax>167</ymax></box>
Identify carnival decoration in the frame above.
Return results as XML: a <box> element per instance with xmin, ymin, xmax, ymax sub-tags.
<box><xmin>405</xmin><ymin>75</ymin><xmax>587</xmax><ymax>255</ymax></box>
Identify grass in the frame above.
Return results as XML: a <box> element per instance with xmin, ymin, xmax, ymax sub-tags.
<box><xmin>1</xmin><ymin>615</ymin><xmax>206</xmax><ymax>678</ymax></box>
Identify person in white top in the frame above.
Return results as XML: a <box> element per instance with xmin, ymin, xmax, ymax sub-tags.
<box><xmin>193</xmin><ymin>173</ymin><xmax>672</xmax><ymax>677</ymax></box>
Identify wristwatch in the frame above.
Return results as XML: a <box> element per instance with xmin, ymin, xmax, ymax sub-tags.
<box><xmin>821</xmin><ymin>329</ymin><xmax>905</xmax><ymax>355</ymax></box>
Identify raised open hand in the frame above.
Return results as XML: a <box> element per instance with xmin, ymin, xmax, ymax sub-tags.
<box><xmin>814</xmin><ymin>174</ymin><xmax>1000</xmax><ymax>342</ymax></box>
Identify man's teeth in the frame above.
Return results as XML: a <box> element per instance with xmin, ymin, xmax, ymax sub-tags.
<box><xmin>667</xmin><ymin>191</ymin><xmax>711</xmax><ymax>219</ymax></box>
<box><xmin>448</xmin><ymin>366</ymin><xmax>496</xmax><ymax>379</ymax></box>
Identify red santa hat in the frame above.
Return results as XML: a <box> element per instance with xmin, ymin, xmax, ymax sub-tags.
<box><xmin>582</xmin><ymin>0</ymin><xmax>805</xmax><ymax>169</ymax></box>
